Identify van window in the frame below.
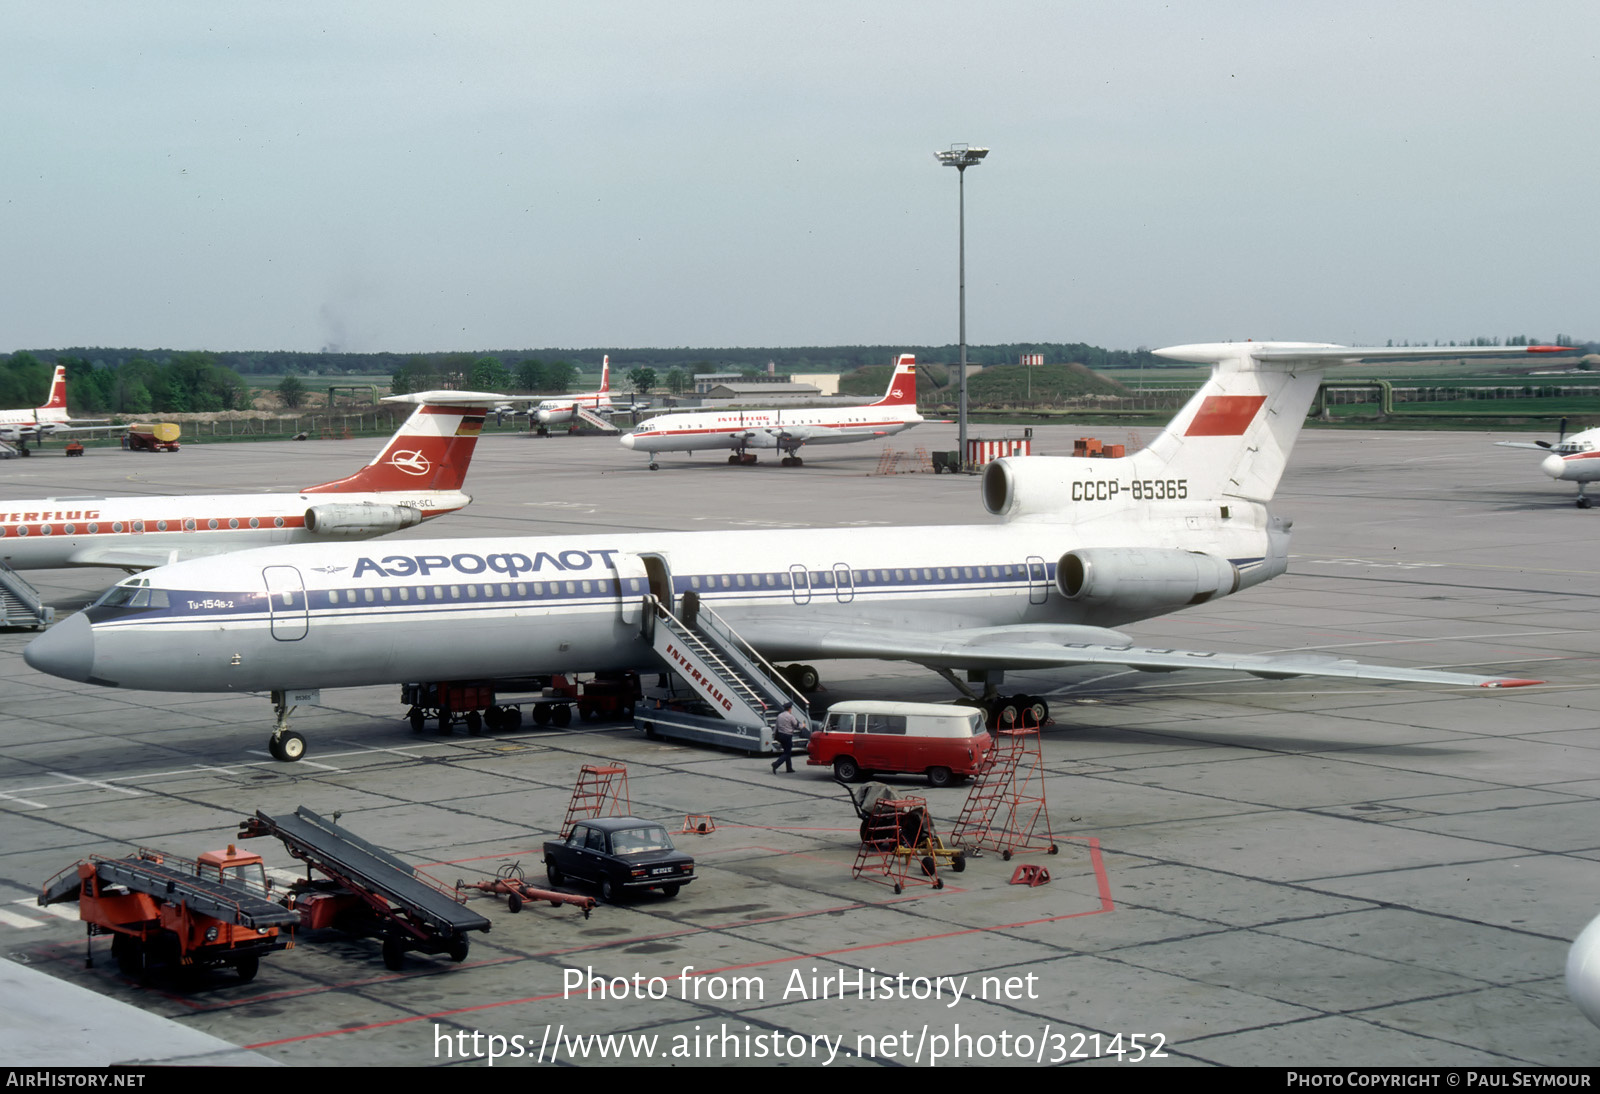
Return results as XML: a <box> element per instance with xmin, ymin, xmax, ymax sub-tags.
<box><xmin>826</xmin><ymin>712</ymin><xmax>855</xmax><ymax>733</ymax></box>
<box><xmin>865</xmin><ymin>714</ymin><xmax>907</xmax><ymax>735</ymax></box>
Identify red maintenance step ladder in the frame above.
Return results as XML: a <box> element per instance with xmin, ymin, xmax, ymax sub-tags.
<box><xmin>560</xmin><ymin>764</ymin><xmax>631</xmax><ymax>838</ymax></box>
<box><xmin>951</xmin><ymin>717</ymin><xmax>1058</xmax><ymax>861</ymax></box>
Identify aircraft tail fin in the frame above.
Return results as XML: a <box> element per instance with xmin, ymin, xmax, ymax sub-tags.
<box><xmin>1124</xmin><ymin>342</ymin><xmax>1334</xmax><ymax>503</ymax></box>
<box><xmin>302</xmin><ymin>398</ymin><xmax>487</xmax><ymax>495</ymax></box>
<box><xmin>871</xmin><ymin>354</ymin><xmax>918</xmax><ymax>408</ymax></box>
<box><xmin>599</xmin><ymin>355</ymin><xmax>610</xmax><ymax>394</ymax></box>
<box><xmin>1130</xmin><ymin>341</ymin><xmax>1578</xmax><ymax>502</ymax></box>
<box><xmin>985</xmin><ymin>342</ymin><xmax>1580</xmax><ymax>520</ymax></box>
<box><xmin>39</xmin><ymin>367</ymin><xmax>68</xmax><ymax>412</ymax></box>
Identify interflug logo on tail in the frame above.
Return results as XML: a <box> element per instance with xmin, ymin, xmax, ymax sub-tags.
<box><xmin>389</xmin><ymin>450</ymin><xmax>433</xmax><ymax>476</ymax></box>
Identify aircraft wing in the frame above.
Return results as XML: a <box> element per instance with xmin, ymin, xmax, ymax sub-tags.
<box><xmin>734</xmin><ymin>619</ymin><xmax>1541</xmax><ymax>689</ymax></box>
<box><xmin>0</xmin><ymin>422</ymin><xmax>111</xmax><ymax>442</ymax></box>
<box><xmin>1494</xmin><ymin>441</ymin><xmax>1554</xmax><ymax>451</ymax></box>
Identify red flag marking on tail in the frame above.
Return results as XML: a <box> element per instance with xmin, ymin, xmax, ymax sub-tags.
<box><xmin>1185</xmin><ymin>395</ymin><xmax>1266</xmax><ymax>437</ymax></box>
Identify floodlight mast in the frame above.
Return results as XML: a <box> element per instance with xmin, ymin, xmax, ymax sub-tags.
<box><xmin>935</xmin><ymin>144</ymin><xmax>988</xmax><ymax>469</ymax></box>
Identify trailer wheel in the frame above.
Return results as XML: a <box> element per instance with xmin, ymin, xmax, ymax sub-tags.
<box><xmin>448</xmin><ymin>937</ymin><xmax>470</xmax><ymax>963</ymax></box>
<box><xmin>112</xmin><ymin>933</ymin><xmax>142</xmax><ymax>977</ymax></box>
<box><xmin>532</xmin><ymin>703</ymin><xmax>551</xmax><ymax>726</ymax></box>
<box><xmin>437</xmin><ymin>709</ymin><xmax>453</xmax><ymax>735</ymax></box>
<box><xmin>409</xmin><ymin>708</ymin><xmax>425</xmax><ymax>733</ymax></box>
<box><xmin>465</xmin><ymin>711</ymin><xmax>483</xmax><ymax>735</ymax></box>
<box><xmin>552</xmin><ymin>704</ymin><xmax>573</xmax><ymax>727</ymax></box>
<box><xmin>952</xmin><ymin>853</ymin><xmax>966</xmax><ymax>873</ymax></box>
<box><xmin>921</xmin><ymin>856</ymin><xmax>937</xmax><ymax>877</ymax></box>
<box><xmin>382</xmin><ymin>940</ymin><xmax>405</xmax><ymax>971</ymax></box>
<box><xmin>501</xmin><ymin>706</ymin><xmax>522</xmax><ymax>730</ymax></box>
<box><xmin>235</xmin><ymin>956</ymin><xmax>259</xmax><ymax>982</ymax></box>
<box><xmin>507</xmin><ymin>892</ymin><xmax>523</xmax><ymax>914</ymax></box>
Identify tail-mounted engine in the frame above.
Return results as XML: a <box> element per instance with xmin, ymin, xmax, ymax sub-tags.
<box><xmin>1058</xmin><ymin>548</ymin><xmax>1239</xmax><ymax>611</ymax></box>
<box><xmin>984</xmin><ymin>456</ymin><xmax>1142</xmax><ymax>519</ymax></box>
<box><xmin>304</xmin><ymin>503</ymin><xmax>424</xmax><ymax>538</ymax></box>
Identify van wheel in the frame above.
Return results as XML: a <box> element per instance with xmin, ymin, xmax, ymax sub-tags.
<box><xmin>926</xmin><ymin>766</ymin><xmax>953</xmax><ymax>788</ymax></box>
<box><xmin>834</xmin><ymin>757</ymin><xmax>861</xmax><ymax>782</ymax></box>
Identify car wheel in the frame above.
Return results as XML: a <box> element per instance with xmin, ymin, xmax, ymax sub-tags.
<box><xmin>235</xmin><ymin>955</ymin><xmax>259</xmax><ymax>982</ymax></box>
<box><xmin>926</xmin><ymin>766</ymin><xmax>953</xmax><ymax>788</ymax></box>
<box><xmin>661</xmin><ymin>884</ymin><xmax>681</xmax><ymax>899</ymax></box>
<box><xmin>600</xmin><ymin>878</ymin><xmax>618</xmax><ymax>903</ymax></box>
<box><xmin>546</xmin><ymin>863</ymin><xmax>563</xmax><ymax>887</ymax></box>
<box><xmin>834</xmin><ymin>757</ymin><xmax>860</xmax><ymax>782</ymax></box>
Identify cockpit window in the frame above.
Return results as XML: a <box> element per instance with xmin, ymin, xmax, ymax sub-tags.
<box><xmin>90</xmin><ymin>579</ymin><xmax>168</xmax><ymax>610</ymax></box>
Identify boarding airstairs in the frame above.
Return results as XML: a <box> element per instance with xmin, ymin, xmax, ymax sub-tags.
<box><xmin>636</xmin><ymin>593</ymin><xmax>811</xmax><ymax>752</ymax></box>
<box><xmin>0</xmin><ymin>561</ymin><xmax>53</xmax><ymax>628</ymax></box>
<box><xmin>574</xmin><ymin>406</ymin><xmax>619</xmax><ymax>433</ymax></box>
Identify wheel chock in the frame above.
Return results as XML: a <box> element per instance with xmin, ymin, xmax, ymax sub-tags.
<box><xmin>1009</xmin><ymin>864</ymin><xmax>1050</xmax><ymax>887</ymax></box>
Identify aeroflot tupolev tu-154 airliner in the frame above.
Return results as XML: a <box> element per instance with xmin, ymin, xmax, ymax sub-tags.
<box><xmin>24</xmin><ymin>341</ymin><xmax>1571</xmax><ymax>761</ymax></box>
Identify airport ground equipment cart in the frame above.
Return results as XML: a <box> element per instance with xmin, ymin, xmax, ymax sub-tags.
<box><xmin>402</xmin><ymin>672</ymin><xmax>641</xmax><ymax>734</ymax></box>
<box><xmin>38</xmin><ymin>844</ymin><xmax>297</xmax><ymax>982</ymax></box>
<box><xmin>849</xmin><ymin>790</ymin><xmax>949</xmax><ymax>894</ymax></box>
<box><xmin>239</xmin><ymin>806</ymin><xmax>490</xmax><ymax>970</ymax></box>
<box><xmin>845</xmin><ymin>781</ymin><xmax>967</xmax><ymax>876</ymax></box>
<box><xmin>460</xmin><ymin>862</ymin><xmax>596</xmax><ymax>918</ymax></box>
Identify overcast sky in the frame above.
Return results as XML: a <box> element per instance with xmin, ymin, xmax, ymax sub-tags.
<box><xmin>1</xmin><ymin>2</ymin><xmax>1594</xmax><ymax>355</ymax></box>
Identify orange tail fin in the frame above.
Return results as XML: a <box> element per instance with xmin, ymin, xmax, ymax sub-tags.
<box><xmin>302</xmin><ymin>402</ymin><xmax>486</xmax><ymax>494</ymax></box>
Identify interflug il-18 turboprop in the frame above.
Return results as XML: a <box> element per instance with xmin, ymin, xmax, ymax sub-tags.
<box><xmin>1495</xmin><ymin>419</ymin><xmax>1600</xmax><ymax>508</ymax></box>
<box><xmin>0</xmin><ymin>366</ymin><xmax>108</xmax><ymax>452</ymax></box>
<box><xmin>529</xmin><ymin>355</ymin><xmax>614</xmax><ymax>434</ymax></box>
<box><xmin>24</xmin><ymin>341</ymin><xmax>1573</xmax><ymax>761</ymax></box>
<box><xmin>0</xmin><ymin>392</ymin><xmax>491</xmax><ymax>571</ymax></box>
<box><xmin>620</xmin><ymin>354</ymin><xmax>925</xmax><ymax>469</ymax></box>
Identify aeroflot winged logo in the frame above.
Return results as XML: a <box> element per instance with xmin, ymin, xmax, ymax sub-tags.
<box><xmin>388</xmin><ymin>450</ymin><xmax>433</xmax><ymax>476</ymax></box>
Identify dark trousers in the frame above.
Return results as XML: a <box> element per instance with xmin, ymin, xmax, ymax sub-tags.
<box><xmin>771</xmin><ymin>732</ymin><xmax>794</xmax><ymax>772</ymax></box>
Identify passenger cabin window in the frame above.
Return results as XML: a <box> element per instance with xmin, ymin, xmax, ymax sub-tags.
<box><xmin>865</xmin><ymin>714</ymin><xmax>907</xmax><ymax>735</ymax></box>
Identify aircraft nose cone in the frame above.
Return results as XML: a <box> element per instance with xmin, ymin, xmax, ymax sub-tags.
<box><xmin>23</xmin><ymin>612</ymin><xmax>96</xmax><ymax>683</ymax></box>
<box><xmin>1570</xmin><ymin>913</ymin><xmax>1600</xmax><ymax>1029</ymax></box>
<box><xmin>620</xmin><ymin>433</ymin><xmax>635</xmax><ymax>449</ymax></box>
<box><xmin>1542</xmin><ymin>453</ymin><xmax>1568</xmax><ymax>480</ymax></box>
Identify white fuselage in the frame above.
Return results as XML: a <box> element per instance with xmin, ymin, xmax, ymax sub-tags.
<box><xmin>622</xmin><ymin>404</ymin><xmax>922</xmax><ymax>454</ymax></box>
<box><xmin>28</xmin><ymin>500</ymin><xmax>1280</xmax><ymax>693</ymax></box>
<box><xmin>1540</xmin><ymin>427</ymin><xmax>1600</xmax><ymax>482</ymax></box>
<box><xmin>0</xmin><ymin>490</ymin><xmax>469</xmax><ymax>570</ymax></box>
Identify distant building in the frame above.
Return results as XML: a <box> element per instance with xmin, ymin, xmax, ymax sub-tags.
<box><xmin>705</xmin><ymin>382</ymin><xmax>822</xmax><ymax>399</ymax></box>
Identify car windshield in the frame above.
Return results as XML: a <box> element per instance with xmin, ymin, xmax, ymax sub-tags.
<box><xmin>610</xmin><ymin>826</ymin><xmax>673</xmax><ymax>855</ymax></box>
